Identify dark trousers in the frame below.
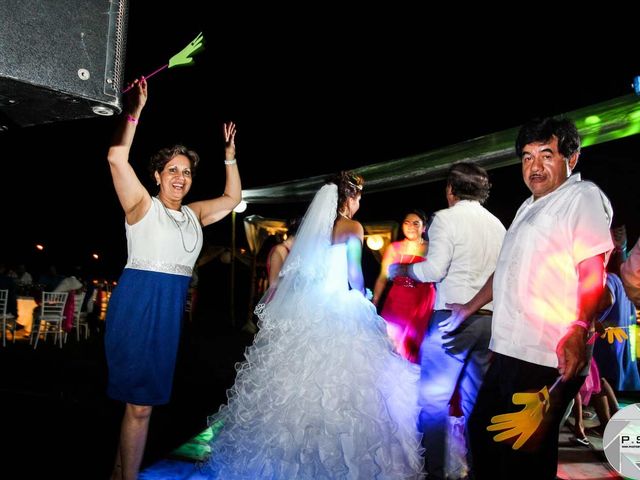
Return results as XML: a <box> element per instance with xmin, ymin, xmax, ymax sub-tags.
<box><xmin>468</xmin><ymin>353</ymin><xmax>586</xmax><ymax>480</ymax></box>
<box><xmin>418</xmin><ymin>310</ymin><xmax>492</xmax><ymax>479</ymax></box>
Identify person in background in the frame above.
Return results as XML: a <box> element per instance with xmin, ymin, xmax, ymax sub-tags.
<box><xmin>388</xmin><ymin>162</ymin><xmax>505</xmax><ymax>479</ymax></box>
<box><xmin>594</xmin><ymin>272</ymin><xmax>640</xmax><ymax>392</ymax></box>
<box><xmin>104</xmin><ymin>77</ymin><xmax>241</xmax><ymax>480</ymax></box>
<box><xmin>53</xmin><ymin>272</ymin><xmax>85</xmax><ymax>334</ymax></box>
<box><xmin>572</xmin><ymin>269</ymin><xmax>628</xmax><ymax>446</ymax></box>
<box><xmin>37</xmin><ymin>265</ymin><xmax>64</xmax><ymax>292</ymax></box>
<box><xmin>607</xmin><ymin>225</ymin><xmax>627</xmax><ymax>276</ymax></box>
<box><xmin>451</xmin><ymin>117</ymin><xmax>613</xmax><ymax>479</ymax></box>
<box><xmin>241</xmin><ymin>217</ymin><xmax>302</xmax><ymax>336</ymax></box>
<box><xmin>373</xmin><ymin>208</ymin><xmax>435</xmax><ymax>363</ymax></box>
<box><xmin>266</xmin><ymin>217</ymin><xmax>301</xmax><ymax>288</ymax></box>
<box><xmin>621</xmin><ymin>235</ymin><xmax>640</xmax><ymax>304</ymax></box>
<box><xmin>14</xmin><ymin>264</ymin><xmax>33</xmax><ymax>288</ymax></box>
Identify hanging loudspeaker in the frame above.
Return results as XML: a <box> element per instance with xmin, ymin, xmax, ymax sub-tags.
<box><xmin>0</xmin><ymin>0</ymin><xmax>128</xmax><ymax>128</ymax></box>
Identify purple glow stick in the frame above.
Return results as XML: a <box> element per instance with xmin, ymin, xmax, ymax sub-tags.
<box><xmin>122</xmin><ymin>64</ymin><xmax>168</xmax><ymax>93</ymax></box>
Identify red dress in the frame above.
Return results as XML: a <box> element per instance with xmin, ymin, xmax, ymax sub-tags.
<box><xmin>381</xmin><ymin>248</ymin><xmax>435</xmax><ymax>363</ymax></box>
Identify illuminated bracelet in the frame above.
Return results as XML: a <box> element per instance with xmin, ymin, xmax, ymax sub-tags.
<box><xmin>126</xmin><ymin>114</ymin><xmax>138</xmax><ymax>125</ymax></box>
<box><xmin>224</xmin><ymin>159</ymin><xmax>237</xmax><ymax>165</ymax></box>
<box><xmin>570</xmin><ymin>320</ymin><xmax>589</xmax><ymax>330</ymax></box>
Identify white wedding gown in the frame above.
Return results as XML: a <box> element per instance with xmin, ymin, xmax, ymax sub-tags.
<box><xmin>200</xmin><ymin>243</ymin><xmax>424</xmax><ymax>479</ymax></box>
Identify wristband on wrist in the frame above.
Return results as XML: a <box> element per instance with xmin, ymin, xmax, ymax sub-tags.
<box><xmin>570</xmin><ymin>320</ymin><xmax>589</xmax><ymax>330</ymax></box>
<box><xmin>224</xmin><ymin>159</ymin><xmax>237</xmax><ymax>165</ymax></box>
<box><xmin>126</xmin><ymin>114</ymin><xmax>138</xmax><ymax>125</ymax></box>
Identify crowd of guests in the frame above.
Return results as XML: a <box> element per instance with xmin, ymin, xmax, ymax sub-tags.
<box><xmin>0</xmin><ymin>262</ymin><xmax>113</xmax><ymax>339</ymax></box>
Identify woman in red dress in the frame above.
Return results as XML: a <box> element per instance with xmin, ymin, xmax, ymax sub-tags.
<box><xmin>373</xmin><ymin>209</ymin><xmax>435</xmax><ymax>363</ymax></box>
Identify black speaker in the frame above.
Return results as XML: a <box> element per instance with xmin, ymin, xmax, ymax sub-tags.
<box><xmin>0</xmin><ymin>0</ymin><xmax>128</xmax><ymax>128</ymax></box>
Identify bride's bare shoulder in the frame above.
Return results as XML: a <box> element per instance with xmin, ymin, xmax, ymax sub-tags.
<box><xmin>332</xmin><ymin>218</ymin><xmax>363</xmax><ymax>244</ymax></box>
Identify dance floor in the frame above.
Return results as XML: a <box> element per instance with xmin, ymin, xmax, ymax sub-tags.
<box><xmin>137</xmin><ymin>416</ymin><xmax>625</xmax><ymax>479</ymax></box>
<box><xmin>1</xmin><ymin>323</ymin><xmax>633</xmax><ymax>479</ymax></box>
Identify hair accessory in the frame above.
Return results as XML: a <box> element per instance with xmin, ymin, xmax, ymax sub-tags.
<box><xmin>348</xmin><ymin>180</ymin><xmax>363</xmax><ymax>191</ymax></box>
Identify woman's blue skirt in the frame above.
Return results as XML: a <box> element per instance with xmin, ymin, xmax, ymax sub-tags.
<box><xmin>105</xmin><ymin>268</ymin><xmax>190</xmax><ymax>405</ymax></box>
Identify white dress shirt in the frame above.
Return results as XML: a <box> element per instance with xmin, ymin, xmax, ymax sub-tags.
<box><xmin>491</xmin><ymin>174</ymin><xmax>613</xmax><ymax>368</ymax></box>
<box><xmin>410</xmin><ymin>200</ymin><xmax>505</xmax><ymax>310</ymax></box>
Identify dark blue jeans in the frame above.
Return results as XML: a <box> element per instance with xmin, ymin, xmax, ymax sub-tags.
<box><xmin>418</xmin><ymin>310</ymin><xmax>493</xmax><ymax>479</ymax></box>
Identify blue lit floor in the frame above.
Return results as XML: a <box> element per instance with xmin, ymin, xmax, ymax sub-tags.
<box><xmin>139</xmin><ymin>403</ymin><xmax>634</xmax><ymax>480</ymax></box>
<box><xmin>140</xmin><ymin>422</ymin><xmax>223</xmax><ymax>479</ymax></box>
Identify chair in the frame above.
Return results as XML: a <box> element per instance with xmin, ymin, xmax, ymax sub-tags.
<box><xmin>62</xmin><ymin>291</ymin><xmax>88</xmax><ymax>342</ymax></box>
<box><xmin>0</xmin><ymin>289</ymin><xmax>18</xmax><ymax>347</ymax></box>
<box><xmin>31</xmin><ymin>291</ymin><xmax>68</xmax><ymax>349</ymax></box>
<box><xmin>73</xmin><ymin>292</ymin><xmax>89</xmax><ymax>341</ymax></box>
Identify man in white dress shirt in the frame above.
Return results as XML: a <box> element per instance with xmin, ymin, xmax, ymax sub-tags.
<box><xmin>453</xmin><ymin>117</ymin><xmax>613</xmax><ymax>479</ymax></box>
<box><xmin>389</xmin><ymin>162</ymin><xmax>506</xmax><ymax>479</ymax></box>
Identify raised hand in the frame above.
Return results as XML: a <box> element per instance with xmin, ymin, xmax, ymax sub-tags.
<box><xmin>125</xmin><ymin>76</ymin><xmax>147</xmax><ymax>115</ymax></box>
<box><xmin>224</xmin><ymin>122</ymin><xmax>236</xmax><ymax>161</ymax></box>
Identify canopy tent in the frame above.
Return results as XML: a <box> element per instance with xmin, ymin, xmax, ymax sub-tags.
<box><xmin>241</xmin><ymin>94</ymin><xmax>640</xmax><ymax>204</ymax></box>
<box><xmin>243</xmin><ymin>215</ymin><xmax>288</xmax><ymax>256</ymax></box>
<box><xmin>243</xmin><ymin>215</ymin><xmax>399</xmax><ymax>262</ymax></box>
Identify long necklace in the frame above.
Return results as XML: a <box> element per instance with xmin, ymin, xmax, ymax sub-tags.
<box><xmin>158</xmin><ymin>197</ymin><xmax>199</xmax><ymax>253</ymax></box>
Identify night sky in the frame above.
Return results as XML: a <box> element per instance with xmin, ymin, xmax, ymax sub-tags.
<box><xmin>4</xmin><ymin>3</ymin><xmax>640</xmax><ymax>281</ymax></box>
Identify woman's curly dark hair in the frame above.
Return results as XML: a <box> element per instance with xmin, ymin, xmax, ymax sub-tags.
<box><xmin>327</xmin><ymin>171</ymin><xmax>365</xmax><ymax>214</ymax></box>
<box><xmin>148</xmin><ymin>145</ymin><xmax>200</xmax><ymax>181</ymax></box>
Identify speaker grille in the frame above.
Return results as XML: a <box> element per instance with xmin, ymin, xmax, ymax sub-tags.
<box><xmin>111</xmin><ymin>0</ymin><xmax>129</xmax><ymax>93</ymax></box>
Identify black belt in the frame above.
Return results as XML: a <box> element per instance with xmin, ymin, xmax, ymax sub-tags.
<box><xmin>435</xmin><ymin>308</ymin><xmax>493</xmax><ymax>316</ymax></box>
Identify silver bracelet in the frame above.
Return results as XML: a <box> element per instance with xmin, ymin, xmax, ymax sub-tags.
<box><xmin>224</xmin><ymin>159</ymin><xmax>237</xmax><ymax>165</ymax></box>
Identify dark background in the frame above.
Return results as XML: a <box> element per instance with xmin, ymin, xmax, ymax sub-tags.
<box><xmin>2</xmin><ymin>5</ymin><xmax>640</xmax><ymax>478</ymax></box>
<box><xmin>4</xmin><ymin>3</ymin><xmax>640</xmax><ymax>282</ymax></box>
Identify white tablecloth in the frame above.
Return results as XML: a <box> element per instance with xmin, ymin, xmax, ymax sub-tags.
<box><xmin>17</xmin><ymin>296</ymin><xmax>37</xmax><ymax>333</ymax></box>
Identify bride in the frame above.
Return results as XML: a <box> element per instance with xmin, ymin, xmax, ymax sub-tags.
<box><xmin>200</xmin><ymin>171</ymin><xmax>424</xmax><ymax>479</ymax></box>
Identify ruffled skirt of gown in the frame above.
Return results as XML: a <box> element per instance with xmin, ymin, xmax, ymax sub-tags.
<box><xmin>202</xmin><ymin>282</ymin><xmax>424</xmax><ymax>479</ymax></box>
